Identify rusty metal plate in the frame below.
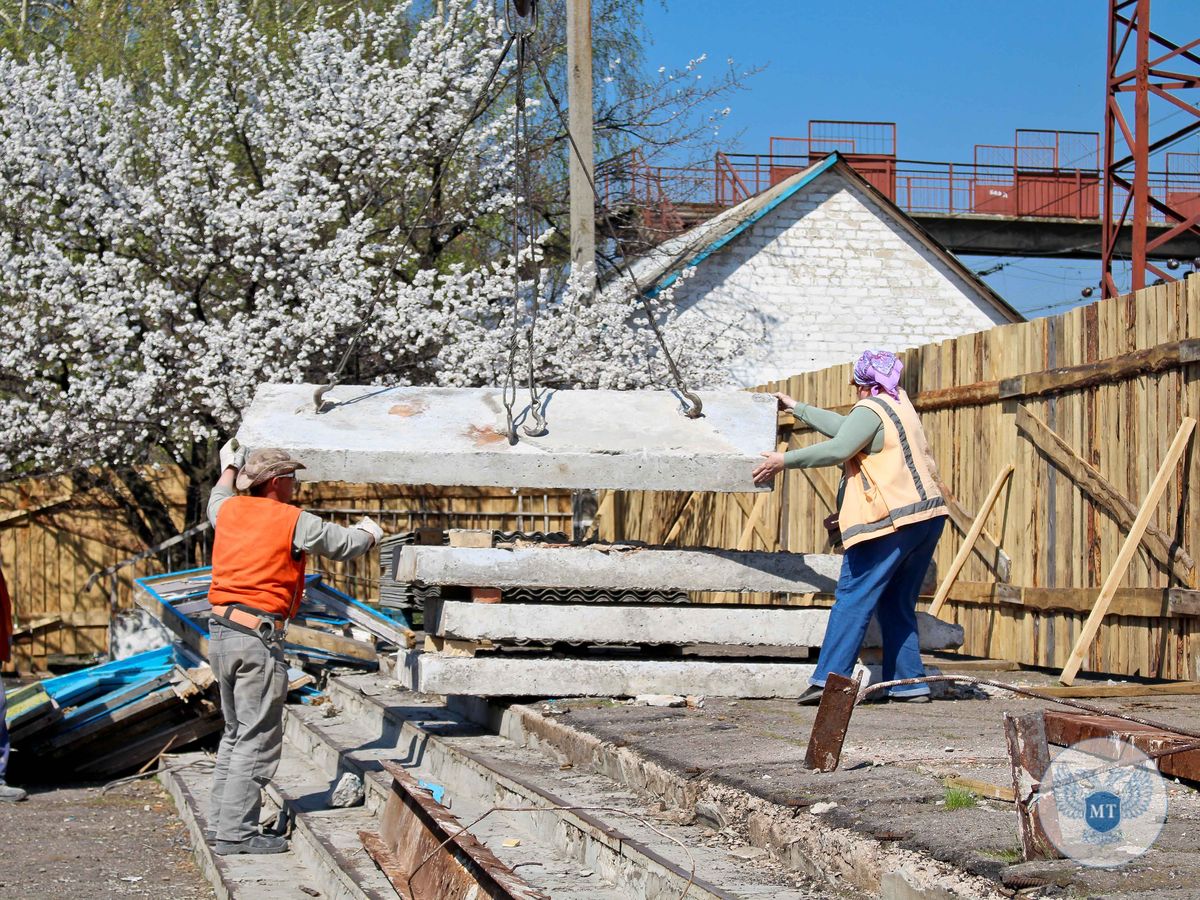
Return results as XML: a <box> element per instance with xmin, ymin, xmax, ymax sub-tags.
<box><xmin>1003</xmin><ymin>712</ymin><xmax>1061</xmax><ymax>862</ymax></box>
<box><xmin>1043</xmin><ymin>710</ymin><xmax>1200</xmax><ymax>784</ymax></box>
<box><xmin>359</xmin><ymin>760</ymin><xmax>548</xmax><ymax>900</ymax></box>
<box><xmin>803</xmin><ymin>673</ymin><xmax>858</xmax><ymax>772</ymax></box>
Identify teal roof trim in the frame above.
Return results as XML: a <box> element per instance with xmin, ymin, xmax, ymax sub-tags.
<box><xmin>646</xmin><ymin>152</ymin><xmax>842</xmax><ymax>298</ymax></box>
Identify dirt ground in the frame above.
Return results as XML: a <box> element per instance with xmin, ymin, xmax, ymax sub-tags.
<box><xmin>0</xmin><ymin>774</ymin><xmax>214</xmax><ymax>900</ymax></box>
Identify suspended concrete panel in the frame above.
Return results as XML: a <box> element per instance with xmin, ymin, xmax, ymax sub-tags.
<box><xmin>427</xmin><ymin>601</ymin><xmax>965</xmax><ymax>650</ymax></box>
<box><xmin>394</xmin><ymin>545</ymin><xmax>843</xmax><ymax>594</ymax></box>
<box><xmin>236</xmin><ymin>384</ymin><xmax>776</xmax><ymax>491</ymax></box>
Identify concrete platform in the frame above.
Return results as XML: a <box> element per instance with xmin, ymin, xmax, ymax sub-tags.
<box><xmin>394</xmin><ymin>545</ymin><xmax>843</xmax><ymax>594</ymax></box>
<box><xmin>429</xmin><ymin>600</ymin><xmax>965</xmax><ymax>650</ymax></box>
<box><xmin>400</xmin><ymin>651</ymin><xmax>817</xmax><ymax>697</ymax></box>
<box><xmin>482</xmin><ymin>661</ymin><xmax>1200</xmax><ymax>899</ymax></box>
<box><xmin>236</xmin><ymin>384</ymin><xmax>775</xmax><ymax>491</ymax></box>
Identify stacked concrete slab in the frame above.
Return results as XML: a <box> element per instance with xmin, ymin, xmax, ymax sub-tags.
<box><xmin>396</xmin><ymin>539</ymin><xmax>964</xmax><ymax>698</ymax></box>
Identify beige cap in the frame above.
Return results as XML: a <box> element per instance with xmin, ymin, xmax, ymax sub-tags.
<box><xmin>236</xmin><ymin>448</ymin><xmax>306</xmax><ymax>491</ymax></box>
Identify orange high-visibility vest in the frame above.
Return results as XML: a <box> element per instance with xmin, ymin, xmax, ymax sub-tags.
<box><xmin>209</xmin><ymin>496</ymin><xmax>307</xmax><ymax>619</ymax></box>
<box><xmin>838</xmin><ymin>390</ymin><xmax>947</xmax><ymax>549</ymax></box>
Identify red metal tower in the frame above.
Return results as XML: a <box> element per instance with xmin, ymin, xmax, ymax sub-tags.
<box><xmin>1101</xmin><ymin>0</ymin><xmax>1200</xmax><ymax>297</ymax></box>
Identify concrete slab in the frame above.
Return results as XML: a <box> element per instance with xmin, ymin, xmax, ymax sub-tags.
<box><xmin>498</xmin><ymin>667</ymin><xmax>1200</xmax><ymax>899</ymax></box>
<box><xmin>399</xmin><ymin>651</ymin><xmax>817</xmax><ymax>697</ymax></box>
<box><xmin>394</xmin><ymin>545</ymin><xmax>843</xmax><ymax>594</ymax></box>
<box><xmin>236</xmin><ymin>384</ymin><xmax>776</xmax><ymax>491</ymax></box>
<box><xmin>429</xmin><ymin>601</ymin><xmax>965</xmax><ymax>650</ymax></box>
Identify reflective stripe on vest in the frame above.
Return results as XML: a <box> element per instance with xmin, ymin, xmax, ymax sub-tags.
<box><xmin>837</xmin><ymin>391</ymin><xmax>946</xmax><ymax>549</ymax></box>
<box><xmin>209</xmin><ymin>496</ymin><xmax>307</xmax><ymax>619</ymax></box>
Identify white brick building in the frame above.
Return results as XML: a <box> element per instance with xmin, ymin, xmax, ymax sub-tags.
<box><xmin>619</xmin><ymin>154</ymin><xmax>1022</xmax><ymax>387</ymax></box>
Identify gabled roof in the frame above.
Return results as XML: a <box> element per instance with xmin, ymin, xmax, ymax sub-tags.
<box><xmin>606</xmin><ymin>152</ymin><xmax>1023</xmax><ymax>324</ymax></box>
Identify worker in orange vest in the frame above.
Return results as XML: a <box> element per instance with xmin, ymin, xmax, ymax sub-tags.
<box><xmin>206</xmin><ymin>443</ymin><xmax>383</xmax><ymax>855</ymax></box>
<box><xmin>1</xmin><ymin>560</ymin><xmax>29</xmax><ymax>802</ymax></box>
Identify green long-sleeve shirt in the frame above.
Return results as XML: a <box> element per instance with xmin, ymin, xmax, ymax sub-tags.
<box><xmin>782</xmin><ymin>402</ymin><xmax>884</xmax><ymax>469</ymax></box>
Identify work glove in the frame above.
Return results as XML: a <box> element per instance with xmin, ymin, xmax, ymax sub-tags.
<box><xmin>219</xmin><ymin>438</ymin><xmax>246</xmax><ymax>472</ymax></box>
<box><xmin>354</xmin><ymin>515</ymin><xmax>384</xmax><ymax>547</ymax></box>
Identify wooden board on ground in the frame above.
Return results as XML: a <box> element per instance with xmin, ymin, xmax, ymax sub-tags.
<box><xmin>1028</xmin><ymin>681</ymin><xmax>1200</xmax><ymax>699</ymax></box>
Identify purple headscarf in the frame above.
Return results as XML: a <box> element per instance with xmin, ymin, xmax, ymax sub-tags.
<box><xmin>852</xmin><ymin>350</ymin><xmax>903</xmax><ymax>400</ymax></box>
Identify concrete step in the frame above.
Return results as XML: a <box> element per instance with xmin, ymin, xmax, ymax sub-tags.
<box><xmin>283</xmin><ymin>692</ymin><xmax>627</xmax><ymax>899</ymax></box>
<box><xmin>160</xmin><ymin>752</ymin><xmax>324</xmax><ymax>900</ymax></box>
<box><xmin>262</xmin><ymin>743</ymin><xmax>400</xmax><ymax>900</ymax></box>
<box><xmin>315</xmin><ymin>673</ymin><xmax>815</xmax><ymax>899</ymax></box>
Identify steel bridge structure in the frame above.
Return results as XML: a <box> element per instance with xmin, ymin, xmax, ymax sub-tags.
<box><xmin>597</xmin><ymin>120</ymin><xmax>1200</xmax><ymax>266</ymax></box>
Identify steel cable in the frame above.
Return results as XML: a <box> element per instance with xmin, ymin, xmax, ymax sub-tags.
<box><xmin>314</xmin><ymin>29</ymin><xmax>518</xmax><ymax>412</ymax></box>
<box><xmin>528</xmin><ymin>52</ymin><xmax>704</xmax><ymax>419</ymax></box>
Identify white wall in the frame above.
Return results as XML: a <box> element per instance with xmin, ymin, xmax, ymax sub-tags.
<box><xmin>672</xmin><ymin>170</ymin><xmax>1013</xmax><ymax>387</ymax></box>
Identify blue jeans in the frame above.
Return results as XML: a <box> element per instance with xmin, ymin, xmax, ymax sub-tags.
<box><xmin>810</xmin><ymin>516</ymin><xmax>945</xmax><ymax>698</ymax></box>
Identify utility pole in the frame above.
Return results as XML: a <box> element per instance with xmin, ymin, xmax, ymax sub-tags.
<box><xmin>567</xmin><ymin>0</ymin><xmax>596</xmax><ymax>294</ymax></box>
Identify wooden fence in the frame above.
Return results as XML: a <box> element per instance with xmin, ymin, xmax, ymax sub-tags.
<box><xmin>1</xmin><ymin>472</ymin><xmax>572</xmax><ymax>671</ymax></box>
<box><xmin>598</xmin><ymin>275</ymin><xmax>1200</xmax><ymax>680</ymax></box>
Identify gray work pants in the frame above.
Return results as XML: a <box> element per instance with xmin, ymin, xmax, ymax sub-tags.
<box><xmin>208</xmin><ymin>618</ymin><xmax>288</xmax><ymax>842</ymax></box>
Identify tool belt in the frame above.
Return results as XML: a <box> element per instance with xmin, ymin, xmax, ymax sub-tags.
<box><xmin>210</xmin><ymin>603</ymin><xmax>287</xmax><ymax>644</ymax></box>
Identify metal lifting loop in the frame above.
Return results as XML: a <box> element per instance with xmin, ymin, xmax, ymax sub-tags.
<box><xmin>505</xmin><ymin>0</ymin><xmax>537</xmax><ymax>35</ymax></box>
<box><xmin>680</xmin><ymin>388</ymin><xmax>704</xmax><ymax>419</ymax></box>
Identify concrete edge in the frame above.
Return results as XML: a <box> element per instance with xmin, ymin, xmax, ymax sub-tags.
<box><xmin>308</xmin><ymin>683</ymin><xmax>734</xmax><ymax>900</ymax></box>
<box><xmin>158</xmin><ymin>756</ymin><xmax>232</xmax><ymax>900</ymax></box>
<box><xmin>260</xmin><ymin>776</ymin><xmax>390</xmax><ymax>900</ymax></box>
<box><xmin>450</xmin><ymin>698</ymin><xmax>1007</xmax><ymax>900</ymax></box>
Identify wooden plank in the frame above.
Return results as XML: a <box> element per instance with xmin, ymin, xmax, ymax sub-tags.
<box><xmin>926</xmin><ymin>583</ymin><xmax>1200</xmax><ymax>619</ymax></box>
<box><xmin>1016</xmin><ymin>404</ymin><xmax>1195</xmax><ymax>586</ymax></box>
<box><xmin>929</xmin><ymin>465</ymin><xmax>1014</xmax><ymax>619</ymax></box>
<box><xmin>131</xmin><ymin>585</ymin><xmax>209</xmax><ymax>659</ymax></box>
<box><xmin>1001</xmin><ymin>338</ymin><xmax>1200</xmax><ymax>402</ymax></box>
<box><xmin>944</xmin><ymin>776</ymin><xmax>1015</xmax><ymax>803</ymax></box>
<box><xmin>1061</xmin><ymin>418</ymin><xmax>1198</xmax><ymax>684</ymax></box>
<box><xmin>307</xmin><ymin>582</ymin><xmax>415</xmax><ymax>648</ymax></box>
<box><xmin>1032</xmin><ymin>681</ymin><xmax>1200</xmax><ymax>699</ymax></box>
<box><xmin>75</xmin><ymin>712</ymin><xmax>223</xmax><ymax>779</ymax></box>
<box><xmin>735</xmin><ymin>492</ymin><xmax>770</xmax><ymax>552</ymax></box>
<box><xmin>286</xmin><ymin>623</ymin><xmax>378</xmax><ymax>663</ymax></box>
<box><xmin>448</xmin><ymin>529</ymin><xmax>495</xmax><ymax>548</ymax></box>
<box><xmin>36</xmin><ymin>685</ymin><xmax>181</xmax><ymax>754</ymax></box>
<box><xmin>935</xmin><ymin>479</ymin><xmax>1012</xmax><ymax>582</ymax></box>
<box><xmin>661</xmin><ymin>492</ymin><xmax>698</xmax><ymax>545</ymax></box>
<box><xmin>422</xmin><ymin>636</ymin><xmax>491</xmax><ymax>658</ymax></box>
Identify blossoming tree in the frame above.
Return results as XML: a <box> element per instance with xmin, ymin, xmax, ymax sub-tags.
<box><xmin>0</xmin><ymin>0</ymin><xmax>742</xmax><ymax>543</ymax></box>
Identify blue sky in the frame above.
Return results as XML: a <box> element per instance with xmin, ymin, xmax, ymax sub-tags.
<box><xmin>637</xmin><ymin>0</ymin><xmax>1198</xmax><ymax>317</ymax></box>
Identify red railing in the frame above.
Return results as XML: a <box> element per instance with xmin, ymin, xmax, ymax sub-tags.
<box><xmin>595</xmin><ymin>125</ymin><xmax>1200</xmax><ymax>236</ymax></box>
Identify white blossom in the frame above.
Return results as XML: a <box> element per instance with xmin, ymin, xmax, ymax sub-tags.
<box><xmin>0</xmin><ymin>0</ymin><xmax>741</xmax><ymax>481</ymax></box>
